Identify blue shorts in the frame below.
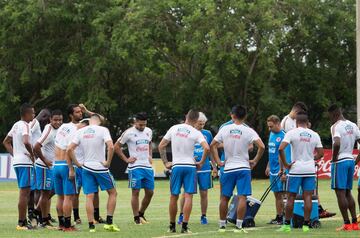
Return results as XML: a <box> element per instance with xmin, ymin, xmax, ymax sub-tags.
<box><xmin>75</xmin><ymin>167</ymin><xmax>83</xmax><ymax>189</ymax></box>
<box><xmin>30</xmin><ymin>166</ymin><xmax>37</xmax><ymax>191</ymax></box>
<box><xmin>331</xmin><ymin>160</ymin><xmax>354</xmax><ymax>190</ymax></box>
<box><xmin>221</xmin><ymin>169</ymin><xmax>252</xmax><ymax>198</ymax></box>
<box><xmin>82</xmin><ymin>168</ymin><xmax>115</xmax><ymax>195</ymax></box>
<box><xmin>170</xmin><ymin>166</ymin><xmax>197</xmax><ymax>195</ymax></box>
<box><xmin>14</xmin><ymin>166</ymin><xmax>34</xmax><ymax>189</ymax></box>
<box><xmin>53</xmin><ymin>161</ymin><xmax>78</xmax><ymax>195</ymax></box>
<box><xmin>197</xmin><ymin>172</ymin><xmax>213</xmax><ymax>191</ymax></box>
<box><xmin>35</xmin><ymin>165</ymin><xmax>53</xmax><ymax>191</ymax></box>
<box><xmin>286</xmin><ymin>176</ymin><xmax>315</xmax><ymax>194</ymax></box>
<box><xmin>128</xmin><ymin>168</ymin><xmax>154</xmax><ymax>190</ymax></box>
<box><xmin>270</xmin><ymin>174</ymin><xmax>284</xmax><ymax>193</ymax></box>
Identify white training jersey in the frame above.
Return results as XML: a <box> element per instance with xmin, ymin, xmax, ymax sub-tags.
<box><xmin>54</xmin><ymin>122</ymin><xmax>84</xmax><ymax>162</ymax></box>
<box><xmin>118</xmin><ymin>126</ymin><xmax>153</xmax><ymax>170</ymax></box>
<box><xmin>163</xmin><ymin>123</ymin><xmax>206</xmax><ymax>168</ymax></box>
<box><xmin>283</xmin><ymin>127</ymin><xmax>323</xmax><ymax>176</ymax></box>
<box><xmin>281</xmin><ymin>115</ymin><xmax>296</xmax><ymax>133</ymax></box>
<box><xmin>214</xmin><ymin>123</ymin><xmax>260</xmax><ymax>173</ymax></box>
<box><xmin>72</xmin><ymin>125</ymin><xmax>112</xmax><ymax>173</ymax></box>
<box><xmin>30</xmin><ymin>119</ymin><xmax>42</xmax><ymax>146</ymax></box>
<box><xmin>35</xmin><ymin>124</ymin><xmax>57</xmax><ymax>169</ymax></box>
<box><xmin>7</xmin><ymin>120</ymin><xmax>33</xmax><ymax>167</ymax></box>
<box><xmin>331</xmin><ymin>120</ymin><xmax>360</xmax><ymax>163</ymax></box>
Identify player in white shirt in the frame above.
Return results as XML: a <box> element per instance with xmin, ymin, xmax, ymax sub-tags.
<box><xmin>53</xmin><ymin>104</ymin><xmax>83</xmax><ymax>231</ymax></box>
<box><xmin>158</xmin><ymin>110</ymin><xmax>210</xmax><ymax>233</ymax></box>
<box><xmin>277</xmin><ymin>111</ymin><xmax>324</xmax><ymax>233</ymax></box>
<box><xmin>328</xmin><ymin>105</ymin><xmax>360</xmax><ymax>231</ymax></box>
<box><xmin>115</xmin><ymin>112</ymin><xmax>154</xmax><ymax>225</ymax></box>
<box><xmin>33</xmin><ymin>110</ymin><xmax>63</xmax><ymax>228</ymax></box>
<box><xmin>211</xmin><ymin>105</ymin><xmax>265</xmax><ymax>233</ymax></box>
<box><xmin>3</xmin><ymin>103</ymin><xmax>36</xmax><ymax>230</ymax></box>
<box><xmin>67</xmin><ymin>114</ymin><xmax>119</xmax><ymax>233</ymax></box>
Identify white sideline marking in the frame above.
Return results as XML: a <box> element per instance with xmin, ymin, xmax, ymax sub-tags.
<box><xmin>152</xmin><ymin>227</ymin><xmax>268</xmax><ymax>238</ymax></box>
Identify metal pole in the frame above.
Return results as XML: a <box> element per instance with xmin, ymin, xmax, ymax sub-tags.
<box><xmin>357</xmin><ymin>0</ymin><xmax>360</xmax><ymax>128</ymax></box>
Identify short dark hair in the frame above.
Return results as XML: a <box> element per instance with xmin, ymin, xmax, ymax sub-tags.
<box><xmin>20</xmin><ymin>103</ymin><xmax>33</xmax><ymax>116</ymax></box>
<box><xmin>67</xmin><ymin>104</ymin><xmax>79</xmax><ymax>117</ymax></box>
<box><xmin>292</xmin><ymin>101</ymin><xmax>308</xmax><ymax>112</ymax></box>
<box><xmin>135</xmin><ymin>112</ymin><xmax>148</xmax><ymax>121</ymax></box>
<box><xmin>51</xmin><ymin>109</ymin><xmax>63</xmax><ymax>117</ymax></box>
<box><xmin>296</xmin><ymin>110</ymin><xmax>309</xmax><ymax>124</ymax></box>
<box><xmin>231</xmin><ymin>105</ymin><xmax>247</xmax><ymax>120</ymax></box>
<box><xmin>267</xmin><ymin>115</ymin><xmax>280</xmax><ymax>124</ymax></box>
<box><xmin>186</xmin><ymin>109</ymin><xmax>199</xmax><ymax>122</ymax></box>
<box><xmin>328</xmin><ymin>104</ymin><xmax>341</xmax><ymax>114</ymax></box>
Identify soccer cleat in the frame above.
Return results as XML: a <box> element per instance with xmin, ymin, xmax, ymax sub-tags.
<box><xmin>134</xmin><ymin>217</ymin><xmax>142</xmax><ymax>225</ymax></box>
<box><xmin>75</xmin><ymin>218</ymin><xmax>82</xmax><ymax>225</ymax></box>
<box><xmin>89</xmin><ymin>228</ymin><xmax>96</xmax><ymax>233</ymax></box>
<box><xmin>302</xmin><ymin>225</ymin><xmax>310</xmax><ymax>232</ymax></box>
<box><xmin>319</xmin><ymin>209</ymin><xmax>336</xmax><ymax>219</ymax></box>
<box><xmin>267</xmin><ymin>218</ymin><xmax>279</xmax><ymax>225</ymax></box>
<box><xmin>277</xmin><ymin>224</ymin><xmax>291</xmax><ymax>232</ymax></box>
<box><xmin>200</xmin><ymin>216</ymin><xmax>208</xmax><ymax>225</ymax></box>
<box><xmin>167</xmin><ymin>225</ymin><xmax>176</xmax><ymax>233</ymax></box>
<box><xmin>352</xmin><ymin>223</ymin><xmax>360</xmax><ymax>230</ymax></box>
<box><xmin>16</xmin><ymin>224</ymin><xmax>33</xmax><ymax>230</ymax></box>
<box><xmin>94</xmin><ymin>216</ymin><xmax>105</xmax><ymax>224</ymax></box>
<box><xmin>104</xmin><ymin>224</ymin><xmax>120</xmax><ymax>232</ymax></box>
<box><xmin>181</xmin><ymin>227</ymin><xmax>192</xmax><ymax>233</ymax></box>
<box><xmin>177</xmin><ymin>213</ymin><xmax>184</xmax><ymax>224</ymax></box>
<box><xmin>140</xmin><ymin>216</ymin><xmax>149</xmax><ymax>224</ymax></box>
<box><xmin>234</xmin><ymin>227</ymin><xmax>248</xmax><ymax>233</ymax></box>
<box><xmin>357</xmin><ymin>214</ymin><xmax>360</xmax><ymax>223</ymax></box>
<box><xmin>39</xmin><ymin>222</ymin><xmax>58</xmax><ymax>230</ymax></box>
<box><xmin>336</xmin><ymin>224</ymin><xmax>352</xmax><ymax>231</ymax></box>
<box><xmin>218</xmin><ymin>226</ymin><xmax>226</xmax><ymax>233</ymax></box>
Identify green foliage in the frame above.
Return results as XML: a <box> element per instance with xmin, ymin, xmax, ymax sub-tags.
<box><xmin>0</xmin><ymin>0</ymin><xmax>356</xmax><ymax>145</ymax></box>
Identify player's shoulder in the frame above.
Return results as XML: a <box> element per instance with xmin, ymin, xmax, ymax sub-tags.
<box><xmin>30</xmin><ymin>119</ymin><xmax>39</xmax><ymax>128</ymax></box>
<box><xmin>219</xmin><ymin>120</ymin><xmax>233</xmax><ymax>129</ymax></box>
<box><xmin>42</xmin><ymin>123</ymin><xmax>53</xmax><ymax>133</ymax></box>
<box><xmin>144</xmin><ymin>127</ymin><xmax>152</xmax><ymax>133</ymax></box>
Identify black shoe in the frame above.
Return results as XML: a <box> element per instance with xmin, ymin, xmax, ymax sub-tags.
<box><xmin>167</xmin><ymin>225</ymin><xmax>176</xmax><ymax>233</ymax></box>
<box><xmin>134</xmin><ymin>217</ymin><xmax>142</xmax><ymax>225</ymax></box>
<box><xmin>267</xmin><ymin>218</ymin><xmax>279</xmax><ymax>225</ymax></box>
<box><xmin>181</xmin><ymin>227</ymin><xmax>192</xmax><ymax>233</ymax></box>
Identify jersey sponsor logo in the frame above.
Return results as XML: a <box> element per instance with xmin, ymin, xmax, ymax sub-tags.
<box><xmin>230</xmin><ymin>129</ymin><xmax>242</xmax><ymax>139</ymax></box>
<box><xmin>176</xmin><ymin>128</ymin><xmax>190</xmax><ymax>138</ymax></box>
<box><xmin>345</xmin><ymin>125</ymin><xmax>354</xmax><ymax>135</ymax></box>
<box><xmin>136</xmin><ymin>145</ymin><xmax>149</xmax><ymax>152</ymax></box>
<box><xmin>136</xmin><ymin>139</ymin><xmax>150</xmax><ymax>145</ymax></box>
<box><xmin>276</xmin><ymin>137</ymin><xmax>282</xmax><ymax>142</ymax></box>
<box><xmin>83</xmin><ymin>128</ymin><xmax>96</xmax><ymax>139</ymax></box>
<box><xmin>300</xmin><ymin>132</ymin><xmax>312</xmax><ymax>142</ymax></box>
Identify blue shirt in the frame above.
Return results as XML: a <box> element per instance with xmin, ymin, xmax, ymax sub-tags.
<box><xmin>268</xmin><ymin>130</ymin><xmax>286</xmax><ymax>175</ymax></box>
<box><xmin>194</xmin><ymin>129</ymin><xmax>213</xmax><ymax>172</ymax></box>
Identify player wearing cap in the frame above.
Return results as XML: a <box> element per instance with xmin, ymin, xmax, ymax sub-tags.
<box><xmin>277</xmin><ymin>111</ymin><xmax>324</xmax><ymax>233</ymax></box>
<box><xmin>67</xmin><ymin>114</ymin><xmax>119</xmax><ymax>233</ymax></box>
<box><xmin>211</xmin><ymin>105</ymin><xmax>265</xmax><ymax>234</ymax></box>
<box><xmin>3</xmin><ymin>103</ymin><xmax>36</xmax><ymax>230</ymax></box>
<box><xmin>328</xmin><ymin>105</ymin><xmax>360</xmax><ymax>231</ymax></box>
<box><xmin>158</xmin><ymin>110</ymin><xmax>210</xmax><ymax>234</ymax></box>
<box><xmin>115</xmin><ymin>112</ymin><xmax>154</xmax><ymax>225</ymax></box>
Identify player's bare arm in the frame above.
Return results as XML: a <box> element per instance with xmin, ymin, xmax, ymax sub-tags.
<box><xmin>158</xmin><ymin>139</ymin><xmax>172</xmax><ymax>169</ymax></box>
<box><xmin>23</xmin><ymin>134</ymin><xmax>34</xmax><ymax>162</ymax></box>
<box><xmin>210</xmin><ymin>140</ymin><xmax>223</xmax><ymax>167</ymax></box>
<box><xmin>114</xmin><ymin>141</ymin><xmax>136</xmax><ymax>164</ymax></box>
<box><xmin>34</xmin><ymin>142</ymin><xmax>52</xmax><ymax>168</ymax></box>
<box><xmin>3</xmin><ymin>135</ymin><xmax>13</xmax><ymax>156</ymax></box>
<box><xmin>103</xmin><ymin>140</ymin><xmax>114</xmax><ymax>168</ymax></box>
<box><xmin>331</xmin><ymin>137</ymin><xmax>340</xmax><ymax>162</ymax></box>
<box><xmin>250</xmin><ymin>138</ymin><xmax>265</xmax><ymax>169</ymax></box>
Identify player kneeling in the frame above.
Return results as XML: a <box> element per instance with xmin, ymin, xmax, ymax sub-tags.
<box><xmin>67</xmin><ymin>114</ymin><xmax>119</xmax><ymax>233</ymax></box>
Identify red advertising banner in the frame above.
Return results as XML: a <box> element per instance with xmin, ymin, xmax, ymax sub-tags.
<box><xmin>317</xmin><ymin>149</ymin><xmax>359</xmax><ymax>179</ymax></box>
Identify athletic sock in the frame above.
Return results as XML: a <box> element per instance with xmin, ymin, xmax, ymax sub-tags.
<box><xmin>276</xmin><ymin>215</ymin><xmax>283</xmax><ymax>222</ymax></box>
<box><xmin>169</xmin><ymin>222</ymin><xmax>176</xmax><ymax>229</ymax></box>
<box><xmin>94</xmin><ymin>208</ymin><xmax>100</xmax><ymax>221</ymax></box>
<box><xmin>18</xmin><ymin>220</ymin><xmax>25</xmax><ymax>226</ymax></box>
<box><xmin>182</xmin><ymin>222</ymin><xmax>188</xmax><ymax>230</ymax></box>
<box><xmin>201</xmin><ymin>214</ymin><xmax>206</xmax><ymax>218</ymax></box>
<box><xmin>344</xmin><ymin>219</ymin><xmax>350</xmax><ymax>224</ymax></box>
<box><xmin>284</xmin><ymin>220</ymin><xmax>291</xmax><ymax>225</ymax></box>
<box><xmin>73</xmin><ymin>208</ymin><xmax>80</xmax><ymax>220</ymax></box>
<box><xmin>303</xmin><ymin>220</ymin><xmax>310</xmax><ymax>226</ymax></box>
<box><xmin>106</xmin><ymin>215</ymin><xmax>113</xmax><ymax>225</ymax></box>
<box><xmin>219</xmin><ymin>220</ymin><xmax>226</xmax><ymax>228</ymax></box>
<box><xmin>179</xmin><ymin>212</ymin><xmax>183</xmax><ymax>216</ymax></box>
<box><xmin>89</xmin><ymin>222</ymin><xmax>95</xmax><ymax>229</ymax></box>
<box><xmin>64</xmin><ymin>216</ymin><xmax>71</xmax><ymax>228</ymax></box>
<box><xmin>236</xmin><ymin>219</ymin><xmax>243</xmax><ymax>229</ymax></box>
<box><xmin>352</xmin><ymin>218</ymin><xmax>357</xmax><ymax>224</ymax></box>
<box><xmin>28</xmin><ymin>208</ymin><xmax>34</xmax><ymax>217</ymax></box>
<box><xmin>58</xmin><ymin>216</ymin><xmax>65</xmax><ymax>227</ymax></box>
<box><xmin>139</xmin><ymin>211</ymin><xmax>145</xmax><ymax>217</ymax></box>
<box><xmin>134</xmin><ymin>215</ymin><xmax>140</xmax><ymax>222</ymax></box>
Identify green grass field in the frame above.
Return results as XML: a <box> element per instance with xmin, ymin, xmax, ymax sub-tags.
<box><xmin>0</xmin><ymin>179</ymin><xmax>360</xmax><ymax>238</ymax></box>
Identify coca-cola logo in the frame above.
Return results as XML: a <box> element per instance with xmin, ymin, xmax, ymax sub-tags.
<box><xmin>317</xmin><ymin>149</ymin><xmax>359</xmax><ymax>179</ymax></box>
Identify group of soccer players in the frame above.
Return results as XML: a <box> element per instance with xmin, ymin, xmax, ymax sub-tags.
<box><xmin>3</xmin><ymin>101</ymin><xmax>360</xmax><ymax>234</ymax></box>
